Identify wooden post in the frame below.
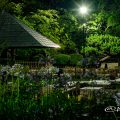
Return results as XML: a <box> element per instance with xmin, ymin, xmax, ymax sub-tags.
<box><xmin>118</xmin><ymin>58</ymin><xmax>120</xmax><ymax>66</ymax></box>
<box><xmin>75</xmin><ymin>67</ymin><xmax>77</xmax><ymax>79</ymax></box>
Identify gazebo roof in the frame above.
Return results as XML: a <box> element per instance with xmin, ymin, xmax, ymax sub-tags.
<box><xmin>0</xmin><ymin>11</ymin><xmax>60</xmax><ymax>48</ymax></box>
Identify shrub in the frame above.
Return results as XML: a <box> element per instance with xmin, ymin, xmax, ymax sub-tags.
<box><xmin>69</xmin><ymin>54</ymin><xmax>83</xmax><ymax>66</ymax></box>
<box><xmin>54</xmin><ymin>54</ymin><xmax>70</xmax><ymax>66</ymax></box>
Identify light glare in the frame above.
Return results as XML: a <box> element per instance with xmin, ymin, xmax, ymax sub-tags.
<box><xmin>79</xmin><ymin>6</ymin><xmax>88</xmax><ymax>14</ymax></box>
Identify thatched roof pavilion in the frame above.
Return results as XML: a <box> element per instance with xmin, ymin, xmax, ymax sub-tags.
<box><xmin>0</xmin><ymin>11</ymin><xmax>60</xmax><ymax>48</ymax></box>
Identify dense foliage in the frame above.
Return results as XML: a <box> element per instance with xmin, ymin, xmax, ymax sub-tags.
<box><xmin>85</xmin><ymin>34</ymin><xmax>120</xmax><ymax>55</ymax></box>
<box><xmin>1</xmin><ymin>0</ymin><xmax>120</xmax><ymax>63</ymax></box>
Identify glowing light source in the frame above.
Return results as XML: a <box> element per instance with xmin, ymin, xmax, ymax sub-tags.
<box><xmin>79</xmin><ymin>6</ymin><xmax>88</xmax><ymax>15</ymax></box>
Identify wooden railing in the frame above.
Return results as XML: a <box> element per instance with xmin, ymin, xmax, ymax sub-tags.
<box><xmin>15</xmin><ymin>61</ymin><xmax>43</xmax><ymax>69</ymax></box>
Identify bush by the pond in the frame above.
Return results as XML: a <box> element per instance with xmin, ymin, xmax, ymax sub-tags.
<box><xmin>54</xmin><ymin>54</ymin><xmax>70</xmax><ymax>66</ymax></box>
<box><xmin>69</xmin><ymin>54</ymin><xmax>83</xmax><ymax>66</ymax></box>
<box><xmin>54</xmin><ymin>54</ymin><xmax>83</xmax><ymax>66</ymax></box>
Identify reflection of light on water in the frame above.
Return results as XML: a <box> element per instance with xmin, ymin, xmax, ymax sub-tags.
<box><xmin>68</xmin><ymin>94</ymin><xmax>70</xmax><ymax>99</ymax></box>
<box><xmin>78</xmin><ymin>95</ymin><xmax>82</xmax><ymax>101</ymax></box>
<box><xmin>81</xmin><ymin>113</ymin><xmax>89</xmax><ymax>117</ymax></box>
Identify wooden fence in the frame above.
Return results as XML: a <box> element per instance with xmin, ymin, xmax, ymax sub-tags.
<box><xmin>14</xmin><ymin>61</ymin><xmax>120</xmax><ymax>78</ymax></box>
<box><xmin>15</xmin><ymin>61</ymin><xmax>42</xmax><ymax>69</ymax></box>
<box><xmin>15</xmin><ymin>60</ymin><xmax>119</xmax><ymax>69</ymax></box>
